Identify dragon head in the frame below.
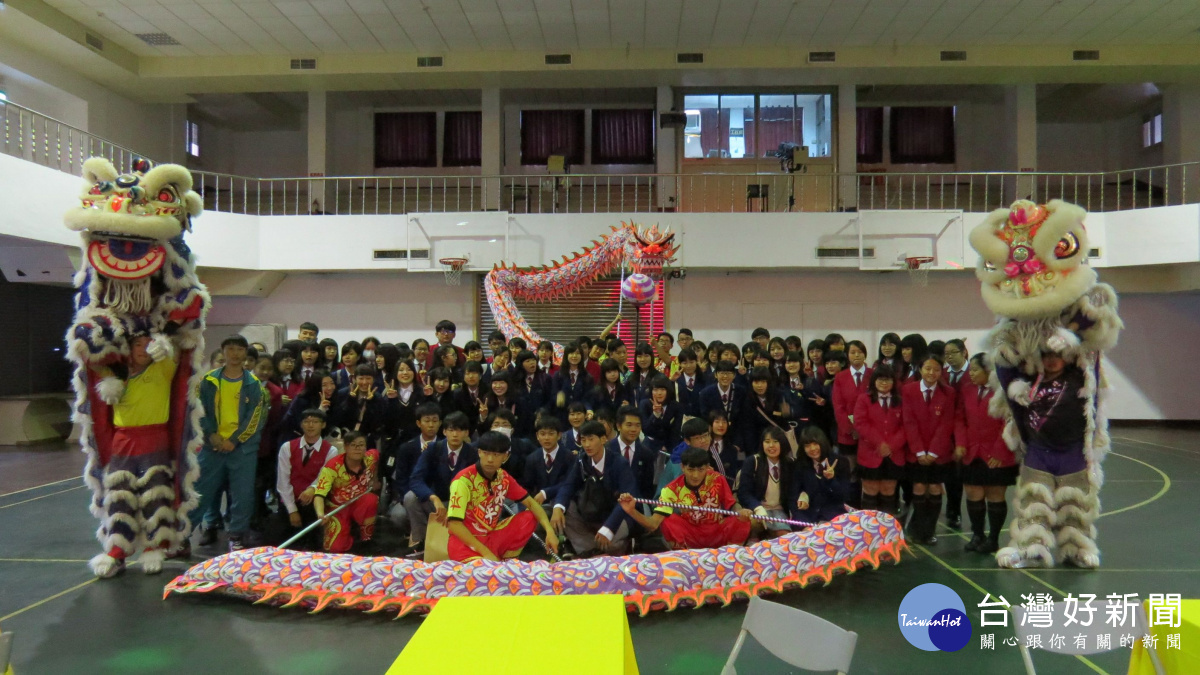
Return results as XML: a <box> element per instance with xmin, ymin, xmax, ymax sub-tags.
<box><xmin>65</xmin><ymin>157</ymin><xmax>203</xmax><ymax>282</ymax></box>
<box><xmin>969</xmin><ymin>199</ymin><xmax>1095</xmax><ymax>320</ymax></box>
<box><xmin>627</xmin><ymin>224</ymin><xmax>679</xmax><ymax>277</ymax></box>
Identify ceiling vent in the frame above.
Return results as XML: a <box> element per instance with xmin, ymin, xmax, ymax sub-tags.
<box><xmin>85</xmin><ymin>33</ymin><xmax>104</xmax><ymax>51</ymax></box>
<box><xmin>677</xmin><ymin>52</ymin><xmax>704</xmax><ymax>64</ymax></box>
<box><xmin>373</xmin><ymin>248</ymin><xmax>431</xmax><ymax>261</ymax></box>
<box><xmin>807</xmin><ymin>51</ymin><xmax>836</xmax><ymax>63</ymax></box>
<box><xmin>290</xmin><ymin>58</ymin><xmax>317</xmax><ymax>70</ymax></box>
<box><xmin>816</xmin><ymin>247</ymin><xmax>874</xmax><ymax>258</ymax></box>
<box><xmin>940</xmin><ymin>50</ymin><xmax>967</xmax><ymax>62</ymax></box>
<box><xmin>1073</xmin><ymin>49</ymin><xmax>1100</xmax><ymax>61</ymax></box>
<box><xmin>136</xmin><ymin>32</ymin><xmax>181</xmax><ymax>46</ymax></box>
<box><xmin>544</xmin><ymin>53</ymin><xmax>572</xmax><ymax>65</ymax></box>
<box><xmin>417</xmin><ymin>56</ymin><xmax>443</xmax><ymax>68</ymax></box>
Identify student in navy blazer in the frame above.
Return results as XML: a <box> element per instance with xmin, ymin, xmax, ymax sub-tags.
<box><xmin>522</xmin><ymin>417</ymin><xmax>577</xmax><ymax>504</ymax></box>
<box><xmin>699</xmin><ymin>360</ymin><xmax>749</xmax><ymax>451</ymax></box>
<box><xmin>551</xmin><ymin>342</ymin><xmax>594</xmax><ymax>424</ymax></box>
<box><xmin>402</xmin><ymin>411</ymin><xmax>477</xmax><ymax>551</ymax></box>
<box><xmin>672</xmin><ymin>349</ymin><xmax>709</xmax><ymax>420</ymax></box>
<box><xmin>552</xmin><ymin>421</ymin><xmax>639</xmax><ymax>555</ymax></box>
<box><xmin>610</xmin><ymin>405</ymin><xmax>659</xmax><ymax>499</ymax></box>
<box><xmin>513</xmin><ymin>350</ymin><xmax>552</xmax><ymax>438</ymax></box>
<box><xmin>638</xmin><ymin>375</ymin><xmax>683</xmax><ymax>452</ymax></box>
<box><xmin>559</xmin><ymin>401</ymin><xmax>588</xmax><ymax>453</ymax></box>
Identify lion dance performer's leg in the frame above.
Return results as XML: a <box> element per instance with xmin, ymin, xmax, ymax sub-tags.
<box><xmin>996</xmin><ymin>466</ymin><xmax>1057</xmax><ymax>569</ymax></box>
<box><xmin>1052</xmin><ymin>470</ymin><xmax>1100</xmax><ymax>568</ymax></box>
<box><xmin>91</xmin><ymin>425</ymin><xmax>177</xmax><ymax>577</ymax></box>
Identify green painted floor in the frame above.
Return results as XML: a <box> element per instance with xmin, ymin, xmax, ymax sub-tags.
<box><xmin>1</xmin><ymin>427</ymin><xmax>1196</xmax><ymax>674</ymax></box>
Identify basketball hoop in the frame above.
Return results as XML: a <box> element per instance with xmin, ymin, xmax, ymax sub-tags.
<box><xmin>439</xmin><ymin>257</ymin><xmax>468</xmax><ymax>286</ymax></box>
<box><xmin>904</xmin><ymin>256</ymin><xmax>935</xmax><ymax>286</ymax></box>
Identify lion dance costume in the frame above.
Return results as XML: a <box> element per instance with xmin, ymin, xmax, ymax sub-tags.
<box><xmin>969</xmin><ymin>199</ymin><xmax>1122</xmax><ymax>569</ymax></box>
<box><xmin>65</xmin><ymin>157</ymin><xmax>210</xmax><ymax>578</ymax></box>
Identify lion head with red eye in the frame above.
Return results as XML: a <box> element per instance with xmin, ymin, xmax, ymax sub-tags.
<box><xmin>65</xmin><ymin>157</ymin><xmax>203</xmax><ymax>284</ymax></box>
<box><xmin>969</xmin><ymin>199</ymin><xmax>1094</xmax><ymax>320</ymax></box>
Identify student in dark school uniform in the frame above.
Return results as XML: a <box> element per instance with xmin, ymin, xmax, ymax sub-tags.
<box><xmin>424</xmin><ymin>367</ymin><xmax>458</xmax><ymax>421</ymax></box>
<box><xmin>385</xmin><ymin>402</ymin><xmax>443</xmax><ymax>537</ymax></box>
<box><xmin>767</xmin><ymin>337</ymin><xmax>788</xmax><ymax>382</ymax></box>
<box><xmin>330</xmin><ymin>341</ymin><xmax>361</xmax><ymax>391</ymax></box>
<box><xmin>852</xmin><ymin>364</ymin><xmax>906</xmax><ymax>517</ymax></box>
<box><xmin>737</xmin><ymin>426</ymin><xmax>797</xmax><ymax>539</ymax></box>
<box><xmin>676</xmin><ymin>328</ymin><xmax>694</xmax><ymax>356</ymax></box>
<box><xmin>608</xmin><ymin>405</ymin><xmax>659</xmax><ymax>500</ymax></box>
<box><xmin>699</xmin><ymin>360</ymin><xmax>749</xmax><ymax>452</ymax></box>
<box><xmin>627</xmin><ymin>343</ymin><xmax>659</xmax><ymax>404</ymax></box>
<box><xmin>939</xmin><ymin>338</ymin><xmax>970</xmax><ymax>528</ymax></box>
<box><xmin>823</xmin><ymin>333</ymin><xmax>846</xmax><ymax>353</ymax></box>
<box><xmin>482</xmin><ymin>369</ymin><xmax>518</xmax><ymax>426</ymax></box>
<box><xmin>536</xmin><ymin>341</ymin><xmax>558</xmax><ymax>377</ymax></box>
<box><xmin>784</xmin><ymin>335</ymin><xmax>804</xmax><ymax>355</ymax></box>
<box><xmin>691</xmin><ymin>340</ymin><xmax>712</xmax><ymax>377</ymax></box>
<box><xmin>955</xmin><ymin>354</ymin><xmax>1017</xmax><ymax>554</ymax></box>
<box><xmin>587</xmin><ymin>358</ymin><xmax>632</xmax><ymax>417</ymax></box>
<box><xmin>560</xmin><ymin>401</ymin><xmax>588</xmax><ymax>453</ymax></box>
<box><xmin>746</xmin><ymin>367</ymin><xmax>791</xmax><ymax>457</ymax></box>
<box><xmin>806</xmin><ymin>350</ymin><xmax>843</xmax><ymax>443</ymax></box>
<box><xmin>482</xmin><ymin>347</ymin><xmax>512</xmax><ymax>385</ymax></box>
<box><xmin>486</xmin><ymin>330</ymin><xmax>507</xmax><ymax>364</ymax></box>
<box><xmin>432</xmin><ymin>345</ymin><xmax>462</xmax><ymax>385</ymax></box>
<box><xmin>522</xmin><ymin>416</ymin><xmax>576</xmax><ymax>505</ymax></box>
<box><xmin>507</xmin><ymin>337</ymin><xmax>527</xmax><ymax>365</ymax></box>
<box><xmin>704</xmin><ymin>409</ymin><xmax>741</xmax><ymax>482</ymax></box>
<box><xmin>902</xmin><ymin>354</ymin><xmax>957</xmax><ymax>546</ymax></box>
<box><xmin>297</xmin><ymin>341</ymin><xmax>320</xmax><ymax>385</ymax></box>
<box><xmin>805</xmin><ymin>339</ymin><xmax>827</xmax><ymax>380</ymax></box>
<box><xmin>550</xmin><ymin>420</ymin><xmax>637</xmax><ymax>557</ymax></box>
<box><xmin>552</xmin><ymin>341</ymin><xmax>593</xmax><ymax>423</ymax></box>
<box><xmin>874</xmin><ymin>333</ymin><xmax>902</xmax><ymax>372</ymax></box>
<box><xmin>751</xmin><ymin>327</ymin><xmax>771</xmax><ymax>350</ymax></box>
<box><xmin>283</xmin><ymin>369</ymin><xmax>338</xmax><ymax>441</ymax></box>
<box><xmin>403</xmin><ymin>411</ymin><xmax>477</xmax><ymax>554</ymax></box>
<box><xmin>318</xmin><ymin>337</ymin><xmax>339</xmax><ymax>372</ymax></box>
<box><xmin>794</xmin><ymin>425</ymin><xmax>852</xmax><ymax>524</ymax></box>
<box><xmin>513</xmin><ymin>350</ymin><xmax>551</xmax><ymax>439</ymax></box>
<box><xmin>639</xmin><ymin>376</ymin><xmax>683</xmax><ymax>452</ymax></box>
<box><xmin>451</xmin><ymin>361</ymin><xmax>486</xmax><ymax>439</ymax></box>
<box><xmin>372</xmin><ymin>343</ymin><xmax>400</xmax><ymax>390</ymax></box>
<box><xmin>672</xmin><ymin>348</ymin><xmax>708</xmax><ymax>420</ymax></box>
<box><xmin>781</xmin><ymin>350</ymin><xmax>811</xmax><ymax>428</ymax></box>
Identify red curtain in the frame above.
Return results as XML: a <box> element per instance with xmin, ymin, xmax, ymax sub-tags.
<box><xmin>750</xmin><ymin>106</ymin><xmax>800</xmax><ymax>158</ymax></box>
<box><xmin>856</xmin><ymin>107</ymin><xmax>884</xmax><ymax>163</ymax></box>
<box><xmin>521</xmin><ymin>110</ymin><xmax>585</xmax><ymax>166</ymax></box>
<box><xmin>699</xmin><ymin>108</ymin><xmax>721</xmax><ymax>157</ymax></box>
<box><xmin>374</xmin><ymin>112</ymin><xmax>437</xmax><ymax>168</ymax></box>
<box><xmin>889</xmin><ymin>106</ymin><xmax>956</xmax><ymax>164</ymax></box>
<box><xmin>443</xmin><ymin>111</ymin><xmax>482</xmax><ymax>167</ymax></box>
<box><xmin>591</xmin><ymin>109</ymin><xmax>655</xmax><ymax>164</ymax></box>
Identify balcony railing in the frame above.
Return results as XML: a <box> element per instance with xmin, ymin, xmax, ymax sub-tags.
<box><xmin>4</xmin><ymin>98</ymin><xmax>1198</xmax><ymax>216</ymax></box>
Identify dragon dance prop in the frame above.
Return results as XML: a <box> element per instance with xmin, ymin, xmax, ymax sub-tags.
<box><xmin>65</xmin><ymin>157</ymin><xmax>210</xmax><ymax>578</ymax></box>
<box><xmin>969</xmin><ymin>199</ymin><xmax>1122</xmax><ymax>569</ymax></box>
<box><xmin>484</xmin><ymin>222</ymin><xmax>679</xmax><ymax>361</ymax></box>
<box><xmin>632</xmin><ymin>497</ymin><xmax>822</xmax><ymax>530</ymax></box>
<box><xmin>164</xmin><ymin>511</ymin><xmax>906</xmax><ymax>617</ymax></box>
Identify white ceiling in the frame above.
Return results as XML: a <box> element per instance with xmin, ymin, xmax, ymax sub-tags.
<box><xmin>40</xmin><ymin>0</ymin><xmax>1200</xmax><ymax>58</ymax></box>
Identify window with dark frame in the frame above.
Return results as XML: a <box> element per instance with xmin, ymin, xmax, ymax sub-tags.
<box><xmin>520</xmin><ymin>109</ymin><xmax>585</xmax><ymax>166</ymax></box>
<box><xmin>889</xmin><ymin>106</ymin><xmax>956</xmax><ymax>164</ymax></box>
<box><xmin>443</xmin><ymin>111</ymin><xmax>482</xmax><ymax>167</ymax></box>
<box><xmin>591</xmin><ymin>108</ymin><xmax>655</xmax><ymax>164</ymax></box>
<box><xmin>856</xmin><ymin>107</ymin><xmax>884</xmax><ymax>164</ymax></box>
<box><xmin>374</xmin><ymin>112</ymin><xmax>437</xmax><ymax>168</ymax></box>
<box><xmin>1142</xmin><ymin>113</ymin><xmax>1162</xmax><ymax>148</ymax></box>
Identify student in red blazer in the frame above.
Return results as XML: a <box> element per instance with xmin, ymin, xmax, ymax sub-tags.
<box><xmin>902</xmin><ymin>354</ymin><xmax>957</xmax><ymax>545</ymax></box>
<box><xmin>939</xmin><ymin>338</ymin><xmax>970</xmax><ymax>529</ymax></box>
<box><xmin>955</xmin><ymin>354</ymin><xmax>1018</xmax><ymax>555</ymax></box>
<box><xmin>852</xmin><ymin>364</ymin><xmax>906</xmax><ymax>516</ymax></box>
<box><xmin>831</xmin><ymin>342</ymin><xmax>872</xmax><ymax>508</ymax></box>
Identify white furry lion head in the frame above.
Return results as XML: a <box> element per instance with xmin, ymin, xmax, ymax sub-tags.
<box><xmin>969</xmin><ymin>199</ymin><xmax>1096</xmax><ymax>320</ymax></box>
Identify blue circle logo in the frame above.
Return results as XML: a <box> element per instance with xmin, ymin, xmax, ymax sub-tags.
<box><xmin>898</xmin><ymin>583</ymin><xmax>972</xmax><ymax>652</ymax></box>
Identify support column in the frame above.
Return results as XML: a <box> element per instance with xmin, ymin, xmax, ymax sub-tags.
<box><xmin>836</xmin><ymin>84</ymin><xmax>857</xmax><ymax>211</ymax></box>
<box><xmin>481</xmin><ymin>87</ymin><xmax>502</xmax><ymax>211</ymax></box>
<box><xmin>656</xmin><ymin>85</ymin><xmax>678</xmax><ymax>211</ymax></box>
<box><xmin>1006</xmin><ymin>84</ymin><xmax>1037</xmax><ymax>201</ymax></box>
<box><xmin>1162</xmin><ymin>84</ymin><xmax>1200</xmax><ymax>162</ymax></box>
<box><xmin>307</xmin><ymin>89</ymin><xmax>329</xmax><ymax>213</ymax></box>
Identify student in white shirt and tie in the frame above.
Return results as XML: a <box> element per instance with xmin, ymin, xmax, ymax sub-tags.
<box><xmin>738</xmin><ymin>426</ymin><xmax>798</xmax><ymax>539</ymax></box>
<box><xmin>277</xmin><ymin>408</ymin><xmax>339</xmax><ymax>549</ymax></box>
<box><xmin>940</xmin><ymin>338</ymin><xmax>970</xmax><ymax>529</ymax></box>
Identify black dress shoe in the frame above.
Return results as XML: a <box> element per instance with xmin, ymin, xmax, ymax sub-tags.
<box><xmin>977</xmin><ymin>539</ymin><xmax>999</xmax><ymax>554</ymax></box>
<box><xmin>199</xmin><ymin>526</ymin><xmax>219</xmax><ymax>547</ymax></box>
<box><xmin>921</xmin><ymin>535</ymin><xmax>939</xmax><ymax>546</ymax></box>
<box><xmin>964</xmin><ymin>536</ymin><xmax>984</xmax><ymax>552</ymax></box>
<box><xmin>946</xmin><ymin>514</ymin><xmax>962</xmax><ymax>530</ymax></box>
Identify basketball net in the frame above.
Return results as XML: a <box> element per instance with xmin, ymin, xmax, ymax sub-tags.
<box><xmin>905</xmin><ymin>256</ymin><xmax>934</xmax><ymax>287</ymax></box>
<box><xmin>440</xmin><ymin>257</ymin><xmax>468</xmax><ymax>286</ymax></box>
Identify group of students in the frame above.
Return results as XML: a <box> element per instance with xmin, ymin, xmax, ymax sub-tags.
<box><xmin>188</xmin><ymin>320</ymin><xmax>1014</xmax><ymax>563</ymax></box>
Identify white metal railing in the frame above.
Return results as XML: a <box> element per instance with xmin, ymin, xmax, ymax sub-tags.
<box><xmin>4</xmin><ymin>98</ymin><xmax>1198</xmax><ymax>216</ymax></box>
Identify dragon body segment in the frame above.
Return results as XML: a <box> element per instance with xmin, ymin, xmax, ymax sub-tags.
<box><xmin>484</xmin><ymin>222</ymin><xmax>678</xmax><ymax>360</ymax></box>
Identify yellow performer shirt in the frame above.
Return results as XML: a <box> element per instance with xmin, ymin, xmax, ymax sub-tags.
<box><xmin>113</xmin><ymin>358</ymin><xmax>178</xmax><ymax>428</ymax></box>
<box><xmin>217</xmin><ymin>376</ymin><xmax>243</xmax><ymax>438</ymax></box>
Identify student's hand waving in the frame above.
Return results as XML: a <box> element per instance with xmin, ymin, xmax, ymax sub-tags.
<box><xmin>823</xmin><ymin>458</ymin><xmax>838</xmax><ymax>480</ymax></box>
<box><xmin>385</xmin><ymin>379</ymin><xmax>398</xmax><ymax>399</ymax></box>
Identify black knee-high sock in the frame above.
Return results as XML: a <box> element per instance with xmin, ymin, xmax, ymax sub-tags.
<box><xmin>986</xmin><ymin>501</ymin><xmax>1008</xmax><ymax>543</ymax></box>
<box><xmin>879</xmin><ymin>493</ymin><xmax>899</xmax><ymax>517</ymax></box>
<box><xmin>908</xmin><ymin>494</ymin><xmax>930</xmax><ymax>537</ymax></box>
<box><xmin>966</xmin><ymin>499</ymin><xmax>986</xmax><ymax>539</ymax></box>
<box><xmin>861</xmin><ymin>493</ymin><xmax>880</xmax><ymax>511</ymax></box>
<box><xmin>924</xmin><ymin>494</ymin><xmax>944</xmax><ymax>539</ymax></box>
<box><xmin>945</xmin><ymin>467</ymin><xmax>963</xmax><ymax>518</ymax></box>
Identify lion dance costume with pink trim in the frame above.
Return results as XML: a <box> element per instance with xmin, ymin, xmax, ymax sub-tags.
<box><xmin>969</xmin><ymin>199</ymin><xmax>1123</xmax><ymax>569</ymax></box>
<box><xmin>65</xmin><ymin>157</ymin><xmax>210</xmax><ymax>578</ymax></box>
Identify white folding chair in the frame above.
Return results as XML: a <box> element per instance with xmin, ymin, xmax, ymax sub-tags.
<box><xmin>1010</xmin><ymin>604</ymin><xmax>1165</xmax><ymax>675</ymax></box>
<box><xmin>722</xmin><ymin>596</ymin><xmax>858</xmax><ymax>675</ymax></box>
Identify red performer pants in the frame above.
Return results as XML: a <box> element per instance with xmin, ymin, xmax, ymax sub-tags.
<box><xmin>323</xmin><ymin>493</ymin><xmax>379</xmax><ymax>553</ymax></box>
<box><xmin>660</xmin><ymin>515</ymin><xmax>752</xmax><ymax>550</ymax></box>
<box><xmin>448</xmin><ymin>510</ymin><xmax>537</xmax><ymax>561</ymax></box>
